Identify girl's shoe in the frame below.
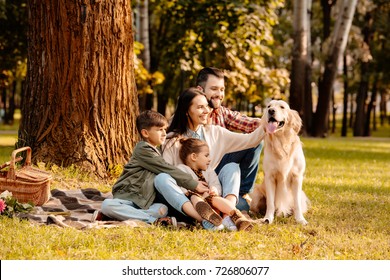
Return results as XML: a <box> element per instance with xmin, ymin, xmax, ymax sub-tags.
<box><xmin>202</xmin><ymin>220</ymin><xmax>224</xmax><ymax>231</ymax></box>
<box><xmin>229</xmin><ymin>209</ymin><xmax>254</xmax><ymax>231</ymax></box>
<box><xmin>195</xmin><ymin>201</ymin><xmax>223</xmax><ymax>226</ymax></box>
<box><xmin>222</xmin><ymin>216</ymin><xmax>238</xmax><ymax>231</ymax></box>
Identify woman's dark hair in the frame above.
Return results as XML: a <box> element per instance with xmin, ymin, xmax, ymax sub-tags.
<box><xmin>179</xmin><ymin>138</ymin><xmax>208</xmax><ymax>164</ymax></box>
<box><xmin>167</xmin><ymin>87</ymin><xmax>205</xmax><ymax>135</ymax></box>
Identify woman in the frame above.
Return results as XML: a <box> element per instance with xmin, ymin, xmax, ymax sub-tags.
<box><xmin>154</xmin><ymin>87</ymin><xmax>265</xmax><ymax>222</ymax></box>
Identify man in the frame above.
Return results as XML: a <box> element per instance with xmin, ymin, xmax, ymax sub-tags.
<box><xmin>196</xmin><ymin>67</ymin><xmax>263</xmax><ymax>211</ymax></box>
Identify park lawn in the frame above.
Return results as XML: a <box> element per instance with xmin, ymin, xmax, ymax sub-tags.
<box><xmin>0</xmin><ymin>136</ymin><xmax>389</xmax><ymax>260</ymax></box>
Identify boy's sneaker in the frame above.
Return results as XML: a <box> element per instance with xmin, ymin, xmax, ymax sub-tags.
<box><xmin>154</xmin><ymin>216</ymin><xmax>178</xmax><ymax>228</ymax></box>
<box><xmin>91</xmin><ymin>210</ymin><xmax>103</xmax><ymax>222</ymax></box>
<box><xmin>222</xmin><ymin>216</ymin><xmax>237</xmax><ymax>231</ymax></box>
<box><xmin>202</xmin><ymin>220</ymin><xmax>224</xmax><ymax>231</ymax></box>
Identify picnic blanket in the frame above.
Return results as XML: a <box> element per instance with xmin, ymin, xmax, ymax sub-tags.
<box><xmin>18</xmin><ymin>188</ymin><xmax>148</xmax><ymax>229</ymax></box>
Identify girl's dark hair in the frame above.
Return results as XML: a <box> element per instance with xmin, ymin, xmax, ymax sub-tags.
<box><xmin>167</xmin><ymin>87</ymin><xmax>205</xmax><ymax>136</ymax></box>
<box><xmin>179</xmin><ymin>138</ymin><xmax>208</xmax><ymax>164</ymax></box>
<box><xmin>136</xmin><ymin>110</ymin><xmax>167</xmax><ymax>135</ymax></box>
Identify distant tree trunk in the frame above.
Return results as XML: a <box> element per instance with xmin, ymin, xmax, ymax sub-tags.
<box><xmin>366</xmin><ymin>76</ymin><xmax>377</xmax><ymax>134</ymax></box>
<box><xmin>331</xmin><ymin>89</ymin><xmax>336</xmax><ymax>134</ymax></box>
<box><xmin>354</xmin><ymin>12</ymin><xmax>372</xmax><ymax>137</ymax></box>
<box><xmin>341</xmin><ymin>54</ymin><xmax>348</xmax><ymax>137</ymax></box>
<box><xmin>19</xmin><ymin>0</ymin><xmax>138</xmax><ymax>178</ymax></box>
<box><xmin>312</xmin><ymin>0</ymin><xmax>357</xmax><ymax>137</ymax></box>
<box><xmin>290</xmin><ymin>0</ymin><xmax>308</xmax><ymax>126</ymax></box>
<box><xmin>379</xmin><ymin>90</ymin><xmax>386</xmax><ymax>126</ymax></box>
<box><xmin>349</xmin><ymin>92</ymin><xmax>354</xmax><ymax>128</ymax></box>
<box><xmin>303</xmin><ymin>0</ymin><xmax>313</xmax><ymax>135</ymax></box>
<box><xmin>137</xmin><ymin>0</ymin><xmax>153</xmax><ymax>111</ymax></box>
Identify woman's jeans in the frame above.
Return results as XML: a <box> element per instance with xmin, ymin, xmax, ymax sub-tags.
<box><xmin>154</xmin><ymin>162</ymin><xmax>240</xmax><ymax>215</ymax></box>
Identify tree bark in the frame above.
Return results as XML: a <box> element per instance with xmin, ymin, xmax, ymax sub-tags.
<box><xmin>137</xmin><ymin>0</ymin><xmax>153</xmax><ymax>111</ymax></box>
<box><xmin>312</xmin><ymin>0</ymin><xmax>357</xmax><ymax>137</ymax></box>
<box><xmin>341</xmin><ymin>54</ymin><xmax>348</xmax><ymax>137</ymax></box>
<box><xmin>19</xmin><ymin>0</ymin><xmax>138</xmax><ymax>178</ymax></box>
<box><xmin>354</xmin><ymin>12</ymin><xmax>372</xmax><ymax>137</ymax></box>
<box><xmin>290</xmin><ymin>0</ymin><xmax>308</xmax><ymax>120</ymax></box>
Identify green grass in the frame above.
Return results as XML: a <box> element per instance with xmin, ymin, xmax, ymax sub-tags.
<box><xmin>1</xmin><ymin>117</ymin><xmax>389</xmax><ymax>260</ymax></box>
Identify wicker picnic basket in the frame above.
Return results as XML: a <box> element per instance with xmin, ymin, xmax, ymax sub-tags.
<box><xmin>0</xmin><ymin>146</ymin><xmax>52</xmax><ymax>206</ymax></box>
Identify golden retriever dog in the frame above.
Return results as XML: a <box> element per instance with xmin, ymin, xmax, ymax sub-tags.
<box><xmin>248</xmin><ymin>100</ymin><xmax>309</xmax><ymax>225</ymax></box>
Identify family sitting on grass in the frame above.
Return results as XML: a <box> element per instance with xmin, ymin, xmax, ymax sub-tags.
<box><xmin>98</xmin><ymin>67</ymin><xmax>265</xmax><ymax>231</ymax></box>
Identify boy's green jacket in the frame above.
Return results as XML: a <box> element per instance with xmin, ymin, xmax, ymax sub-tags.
<box><xmin>112</xmin><ymin>141</ymin><xmax>198</xmax><ymax>209</ymax></box>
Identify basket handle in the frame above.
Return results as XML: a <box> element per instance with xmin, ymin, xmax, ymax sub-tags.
<box><xmin>0</xmin><ymin>156</ymin><xmax>23</xmax><ymax>170</ymax></box>
<box><xmin>7</xmin><ymin>146</ymin><xmax>32</xmax><ymax>180</ymax></box>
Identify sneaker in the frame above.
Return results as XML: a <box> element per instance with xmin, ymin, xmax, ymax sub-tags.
<box><xmin>202</xmin><ymin>220</ymin><xmax>224</xmax><ymax>231</ymax></box>
<box><xmin>222</xmin><ymin>216</ymin><xmax>237</xmax><ymax>231</ymax></box>
<box><xmin>195</xmin><ymin>201</ymin><xmax>223</xmax><ymax>226</ymax></box>
<box><xmin>154</xmin><ymin>216</ymin><xmax>178</xmax><ymax>228</ymax></box>
<box><xmin>91</xmin><ymin>210</ymin><xmax>103</xmax><ymax>222</ymax></box>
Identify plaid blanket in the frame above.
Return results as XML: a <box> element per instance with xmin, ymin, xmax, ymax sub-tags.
<box><xmin>19</xmin><ymin>188</ymin><xmax>148</xmax><ymax>229</ymax></box>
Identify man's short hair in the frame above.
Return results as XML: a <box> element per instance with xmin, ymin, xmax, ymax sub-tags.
<box><xmin>136</xmin><ymin>110</ymin><xmax>168</xmax><ymax>135</ymax></box>
<box><xmin>196</xmin><ymin>67</ymin><xmax>225</xmax><ymax>88</ymax></box>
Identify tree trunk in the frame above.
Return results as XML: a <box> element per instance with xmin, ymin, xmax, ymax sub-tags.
<box><xmin>19</xmin><ymin>0</ymin><xmax>138</xmax><ymax>178</ymax></box>
<box><xmin>312</xmin><ymin>0</ymin><xmax>357</xmax><ymax>137</ymax></box>
<box><xmin>354</xmin><ymin>11</ymin><xmax>372</xmax><ymax>137</ymax></box>
<box><xmin>379</xmin><ymin>90</ymin><xmax>386</xmax><ymax>126</ymax></box>
<box><xmin>303</xmin><ymin>0</ymin><xmax>313</xmax><ymax>136</ymax></box>
<box><xmin>290</xmin><ymin>0</ymin><xmax>308</xmax><ymax>120</ymax></box>
<box><xmin>137</xmin><ymin>0</ymin><xmax>153</xmax><ymax>111</ymax></box>
<box><xmin>341</xmin><ymin>54</ymin><xmax>348</xmax><ymax>137</ymax></box>
<box><xmin>331</xmin><ymin>89</ymin><xmax>336</xmax><ymax>134</ymax></box>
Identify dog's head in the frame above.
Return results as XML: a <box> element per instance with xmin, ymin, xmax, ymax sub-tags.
<box><xmin>263</xmin><ymin>100</ymin><xmax>302</xmax><ymax>134</ymax></box>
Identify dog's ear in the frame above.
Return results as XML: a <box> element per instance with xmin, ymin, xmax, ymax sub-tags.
<box><xmin>289</xmin><ymin>110</ymin><xmax>302</xmax><ymax>134</ymax></box>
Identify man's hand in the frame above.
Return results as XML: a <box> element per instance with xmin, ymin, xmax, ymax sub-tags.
<box><xmin>195</xmin><ymin>181</ymin><xmax>209</xmax><ymax>193</ymax></box>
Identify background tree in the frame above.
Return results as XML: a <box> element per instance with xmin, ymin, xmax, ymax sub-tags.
<box><xmin>18</xmin><ymin>0</ymin><xmax>138</xmax><ymax>178</ymax></box>
<box><xmin>312</xmin><ymin>0</ymin><xmax>358</xmax><ymax>137</ymax></box>
<box><xmin>0</xmin><ymin>0</ymin><xmax>28</xmax><ymax>124</ymax></box>
<box><xmin>289</xmin><ymin>0</ymin><xmax>313</xmax><ymax>135</ymax></box>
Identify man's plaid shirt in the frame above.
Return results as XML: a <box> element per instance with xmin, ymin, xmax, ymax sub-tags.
<box><xmin>209</xmin><ymin>106</ymin><xmax>261</xmax><ymax>133</ymax></box>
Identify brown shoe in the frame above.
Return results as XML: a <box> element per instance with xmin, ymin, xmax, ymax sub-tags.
<box><xmin>154</xmin><ymin>216</ymin><xmax>178</xmax><ymax>228</ymax></box>
<box><xmin>195</xmin><ymin>201</ymin><xmax>223</xmax><ymax>226</ymax></box>
<box><xmin>229</xmin><ymin>209</ymin><xmax>254</xmax><ymax>231</ymax></box>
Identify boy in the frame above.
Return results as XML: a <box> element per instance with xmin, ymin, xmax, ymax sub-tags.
<box><xmin>99</xmin><ymin>110</ymin><xmax>210</xmax><ymax>227</ymax></box>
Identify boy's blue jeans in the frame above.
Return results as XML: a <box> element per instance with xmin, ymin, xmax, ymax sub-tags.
<box><xmin>154</xmin><ymin>162</ymin><xmax>240</xmax><ymax>215</ymax></box>
<box><xmin>101</xmin><ymin>198</ymin><xmax>168</xmax><ymax>223</ymax></box>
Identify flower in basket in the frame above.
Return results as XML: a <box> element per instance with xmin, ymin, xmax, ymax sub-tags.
<box><xmin>0</xmin><ymin>198</ymin><xmax>6</xmax><ymax>213</ymax></box>
<box><xmin>0</xmin><ymin>190</ymin><xmax>34</xmax><ymax>218</ymax></box>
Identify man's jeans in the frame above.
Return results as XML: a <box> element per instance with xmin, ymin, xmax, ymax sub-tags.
<box><xmin>215</xmin><ymin>142</ymin><xmax>263</xmax><ymax>211</ymax></box>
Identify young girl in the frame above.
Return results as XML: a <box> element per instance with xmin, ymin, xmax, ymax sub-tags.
<box><xmin>177</xmin><ymin>138</ymin><xmax>254</xmax><ymax>231</ymax></box>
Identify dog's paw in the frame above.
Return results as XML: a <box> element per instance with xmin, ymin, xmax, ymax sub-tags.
<box><xmin>260</xmin><ymin>216</ymin><xmax>274</xmax><ymax>224</ymax></box>
<box><xmin>296</xmin><ymin>217</ymin><xmax>308</xmax><ymax>225</ymax></box>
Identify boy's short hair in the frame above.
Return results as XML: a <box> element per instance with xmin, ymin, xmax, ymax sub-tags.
<box><xmin>136</xmin><ymin>110</ymin><xmax>168</xmax><ymax>135</ymax></box>
<box><xmin>196</xmin><ymin>67</ymin><xmax>225</xmax><ymax>88</ymax></box>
